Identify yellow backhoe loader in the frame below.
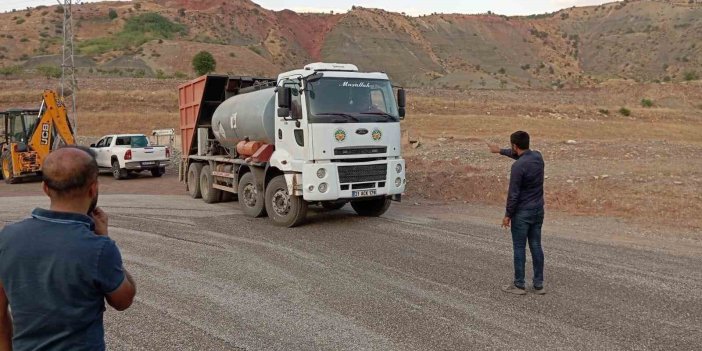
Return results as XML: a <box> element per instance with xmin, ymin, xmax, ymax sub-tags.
<box><xmin>0</xmin><ymin>90</ymin><xmax>76</xmax><ymax>184</ymax></box>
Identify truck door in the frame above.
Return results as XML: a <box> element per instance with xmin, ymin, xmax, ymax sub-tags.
<box><xmin>277</xmin><ymin>79</ymin><xmax>307</xmax><ymax>164</ymax></box>
<box><xmin>95</xmin><ymin>136</ymin><xmax>112</xmax><ymax>167</ymax></box>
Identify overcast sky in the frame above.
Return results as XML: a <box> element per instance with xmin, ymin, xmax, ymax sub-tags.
<box><xmin>1</xmin><ymin>0</ymin><xmax>617</xmax><ymax>16</ymax></box>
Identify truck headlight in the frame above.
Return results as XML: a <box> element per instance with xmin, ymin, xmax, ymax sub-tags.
<box><xmin>319</xmin><ymin>183</ymin><xmax>329</xmax><ymax>193</ymax></box>
<box><xmin>395</xmin><ymin>164</ymin><xmax>402</xmax><ymax>173</ymax></box>
<box><xmin>317</xmin><ymin>168</ymin><xmax>327</xmax><ymax>179</ymax></box>
<box><xmin>395</xmin><ymin>177</ymin><xmax>402</xmax><ymax>187</ymax></box>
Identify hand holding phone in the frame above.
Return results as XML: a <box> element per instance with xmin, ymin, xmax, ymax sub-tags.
<box><xmin>91</xmin><ymin>207</ymin><xmax>109</xmax><ymax>236</ymax></box>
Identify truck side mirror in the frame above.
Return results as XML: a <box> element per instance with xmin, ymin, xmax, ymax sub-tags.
<box><xmin>397</xmin><ymin>88</ymin><xmax>406</xmax><ymax>119</ymax></box>
<box><xmin>278</xmin><ymin>87</ymin><xmax>291</xmax><ymax>109</ymax></box>
<box><xmin>277</xmin><ymin>87</ymin><xmax>292</xmax><ymax>118</ymax></box>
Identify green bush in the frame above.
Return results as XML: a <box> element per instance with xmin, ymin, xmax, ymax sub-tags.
<box><xmin>192</xmin><ymin>51</ymin><xmax>216</xmax><ymax>75</ymax></box>
<box><xmin>108</xmin><ymin>9</ymin><xmax>118</xmax><ymax>20</ymax></box>
<box><xmin>641</xmin><ymin>99</ymin><xmax>654</xmax><ymax>108</ymax></box>
<box><xmin>78</xmin><ymin>12</ymin><xmax>187</xmax><ymax>55</ymax></box>
<box><xmin>598</xmin><ymin>109</ymin><xmax>610</xmax><ymax>115</ymax></box>
<box><xmin>684</xmin><ymin>71</ymin><xmax>699</xmax><ymax>81</ymax></box>
<box><xmin>618</xmin><ymin>107</ymin><xmax>631</xmax><ymax>116</ymax></box>
<box><xmin>16</xmin><ymin>18</ymin><xmax>25</xmax><ymax>24</ymax></box>
<box><xmin>0</xmin><ymin>65</ymin><xmax>22</xmax><ymax>76</ymax></box>
<box><xmin>37</xmin><ymin>65</ymin><xmax>62</xmax><ymax>78</ymax></box>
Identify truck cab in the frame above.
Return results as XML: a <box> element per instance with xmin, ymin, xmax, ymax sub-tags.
<box><xmin>272</xmin><ymin>63</ymin><xmax>406</xmax><ymax>204</ymax></box>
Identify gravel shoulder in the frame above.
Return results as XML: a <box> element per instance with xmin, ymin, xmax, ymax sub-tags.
<box><xmin>1</xmin><ymin>190</ymin><xmax>700</xmax><ymax>350</ymax></box>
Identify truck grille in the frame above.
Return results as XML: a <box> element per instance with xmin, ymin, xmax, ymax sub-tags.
<box><xmin>334</xmin><ymin>146</ymin><xmax>387</xmax><ymax>156</ymax></box>
<box><xmin>338</xmin><ymin>164</ymin><xmax>387</xmax><ymax>184</ymax></box>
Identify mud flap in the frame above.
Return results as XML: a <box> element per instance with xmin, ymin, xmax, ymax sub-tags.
<box><xmin>284</xmin><ymin>173</ymin><xmax>302</xmax><ymax>196</ymax></box>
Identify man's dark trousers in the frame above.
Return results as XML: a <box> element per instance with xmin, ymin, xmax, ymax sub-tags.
<box><xmin>511</xmin><ymin>207</ymin><xmax>545</xmax><ymax>289</ymax></box>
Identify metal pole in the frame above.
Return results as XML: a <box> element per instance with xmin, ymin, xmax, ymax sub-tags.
<box><xmin>59</xmin><ymin>0</ymin><xmax>78</xmax><ymax>138</ymax></box>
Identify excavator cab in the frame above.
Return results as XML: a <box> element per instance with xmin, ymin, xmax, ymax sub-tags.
<box><xmin>0</xmin><ymin>90</ymin><xmax>75</xmax><ymax>184</ymax></box>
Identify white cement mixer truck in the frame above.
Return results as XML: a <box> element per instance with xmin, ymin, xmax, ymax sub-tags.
<box><xmin>178</xmin><ymin>63</ymin><xmax>407</xmax><ymax>227</ymax></box>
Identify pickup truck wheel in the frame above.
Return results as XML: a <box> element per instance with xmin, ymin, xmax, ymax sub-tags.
<box><xmin>321</xmin><ymin>201</ymin><xmax>347</xmax><ymax>211</ymax></box>
<box><xmin>111</xmin><ymin>160</ymin><xmax>127</xmax><ymax>180</ymax></box>
<box><xmin>265</xmin><ymin>175</ymin><xmax>308</xmax><ymax>227</ymax></box>
<box><xmin>351</xmin><ymin>197</ymin><xmax>391</xmax><ymax>217</ymax></box>
<box><xmin>187</xmin><ymin>163</ymin><xmax>204</xmax><ymax>198</ymax></box>
<box><xmin>1</xmin><ymin>151</ymin><xmax>17</xmax><ymax>184</ymax></box>
<box><xmin>199</xmin><ymin>165</ymin><xmax>221</xmax><ymax>204</ymax></box>
<box><xmin>237</xmin><ymin>172</ymin><xmax>266</xmax><ymax>218</ymax></box>
<box><xmin>151</xmin><ymin>167</ymin><xmax>164</xmax><ymax>178</ymax></box>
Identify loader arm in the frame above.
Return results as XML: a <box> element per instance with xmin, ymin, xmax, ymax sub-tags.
<box><xmin>28</xmin><ymin>90</ymin><xmax>75</xmax><ymax>164</ymax></box>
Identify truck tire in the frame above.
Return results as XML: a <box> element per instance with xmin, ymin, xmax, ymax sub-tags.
<box><xmin>265</xmin><ymin>175</ymin><xmax>308</xmax><ymax>227</ymax></box>
<box><xmin>1</xmin><ymin>151</ymin><xmax>17</xmax><ymax>184</ymax></box>
<box><xmin>199</xmin><ymin>165</ymin><xmax>221</xmax><ymax>204</ymax></box>
<box><xmin>112</xmin><ymin>160</ymin><xmax>128</xmax><ymax>180</ymax></box>
<box><xmin>321</xmin><ymin>201</ymin><xmax>347</xmax><ymax>211</ymax></box>
<box><xmin>238</xmin><ymin>172</ymin><xmax>266</xmax><ymax>218</ymax></box>
<box><xmin>187</xmin><ymin>163</ymin><xmax>204</xmax><ymax>199</ymax></box>
<box><xmin>151</xmin><ymin>167</ymin><xmax>164</xmax><ymax>178</ymax></box>
<box><xmin>351</xmin><ymin>197</ymin><xmax>391</xmax><ymax>217</ymax></box>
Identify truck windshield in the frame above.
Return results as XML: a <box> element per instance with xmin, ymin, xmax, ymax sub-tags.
<box><xmin>306</xmin><ymin>78</ymin><xmax>400</xmax><ymax>123</ymax></box>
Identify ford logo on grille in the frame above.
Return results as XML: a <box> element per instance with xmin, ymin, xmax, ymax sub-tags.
<box><xmin>356</xmin><ymin>128</ymin><xmax>369</xmax><ymax>135</ymax></box>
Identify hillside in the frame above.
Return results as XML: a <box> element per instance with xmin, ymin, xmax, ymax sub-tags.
<box><xmin>0</xmin><ymin>0</ymin><xmax>700</xmax><ymax>88</ymax></box>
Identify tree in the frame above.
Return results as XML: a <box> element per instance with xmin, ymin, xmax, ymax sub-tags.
<box><xmin>108</xmin><ymin>9</ymin><xmax>118</xmax><ymax>20</ymax></box>
<box><xmin>192</xmin><ymin>51</ymin><xmax>216</xmax><ymax>76</ymax></box>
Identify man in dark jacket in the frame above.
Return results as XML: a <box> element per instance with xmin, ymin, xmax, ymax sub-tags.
<box><xmin>488</xmin><ymin>131</ymin><xmax>546</xmax><ymax>295</ymax></box>
<box><xmin>0</xmin><ymin>146</ymin><xmax>136</xmax><ymax>351</ymax></box>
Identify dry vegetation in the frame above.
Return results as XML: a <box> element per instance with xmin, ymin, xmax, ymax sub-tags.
<box><xmin>1</xmin><ymin>77</ymin><xmax>700</xmax><ymax>230</ymax></box>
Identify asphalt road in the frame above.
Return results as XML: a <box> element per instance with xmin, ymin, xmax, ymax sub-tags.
<box><xmin>1</xmin><ymin>194</ymin><xmax>701</xmax><ymax>350</ymax></box>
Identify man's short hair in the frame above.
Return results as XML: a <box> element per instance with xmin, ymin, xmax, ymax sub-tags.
<box><xmin>510</xmin><ymin>131</ymin><xmax>530</xmax><ymax>150</ymax></box>
<box><xmin>42</xmin><ymin>145</ymin><xmax>98</xmax><ymax>195</ymax></box>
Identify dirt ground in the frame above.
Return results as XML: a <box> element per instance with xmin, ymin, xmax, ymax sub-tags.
<box><xmin>1</xmin><ymin>77</ymin><xmax>700</xmax><ymax>231</ymax></box>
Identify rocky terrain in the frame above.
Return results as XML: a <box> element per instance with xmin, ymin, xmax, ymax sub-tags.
<box><xmin>0</xmin><ymin>0</ymin><xmax>701</xmax><ymax>88</ymax></box>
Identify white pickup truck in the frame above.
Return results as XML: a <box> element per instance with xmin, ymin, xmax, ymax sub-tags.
<box><xmin>90</xmin><ymin>134</ymin><xmax>170</xmax><ymax>180</ymax></box>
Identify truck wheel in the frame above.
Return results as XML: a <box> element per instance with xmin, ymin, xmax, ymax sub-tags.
<box><xmin>1</xmin><ymin>151</ymin><xmax>17</xmax><ymax>184</ymax></box>
<box><xmin>112</xmin><ymin>160</ymin><xmax>128</xmax><ymax>180</ymax></box>
<box><xmin>321</xmin><ymin>201</ymin><xmax>347</xmax><ymax>211</ymax></box>
<box><xmin>151</xmin><ymin>167</ymin><xmax>164</xmax><ymax>178</ymax></box>
<box><xmin>265</xmin><ymin>175</ymin><xmax>308</xmax><ymax>227</ymax></box>
<box><xmin>351</xmin><ymin>197</ymin><xmax>391</xmax><ymax>217</ymax></box>
<box><xmin>199</xmin><ymin>165</ymin><xmax>221</xmax><ymax>204</ymax></box>
<box><xmin>238</xmin><ymin>172</ymin><xmax>266</xmax><ymax>218</ymax></box>
<box><xmin>187</xmin><ymin>163</ymin><xmax>204</xmax><ymax>199</ymax></box>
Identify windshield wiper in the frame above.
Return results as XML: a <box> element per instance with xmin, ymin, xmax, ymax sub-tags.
<box><xmin>315</xmin><ymin>112</ymin><xmax>360</xmax><ymax>122</ymax></box>
<box><xmin>359</xmin><ymin>111</ymin><xmax>397</xmax><ymax>120</ymax></box>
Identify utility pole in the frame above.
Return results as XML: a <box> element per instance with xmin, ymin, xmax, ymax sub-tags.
<box><xmin>59</xmin><ymin>0</ymin><xmax>78</xmax><ymax>137</ymax></box>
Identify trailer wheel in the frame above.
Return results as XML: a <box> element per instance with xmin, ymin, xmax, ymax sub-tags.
<box><xmin>199</xmin><ymin>165</ymin><xmax>221</xmax><ymax>204</ymax></box>
<box><xmin>1</xmin><ymin>151</ymin><xmax>17</xmax><ymax>184</ymax></box>
<box><xmin>238</xmin><ymin>172</ymin><xmax>266</xmax><ymax>218</ymax></box>
<box><xmin>321</xmin><ymin>201</ymin><xmax>347</xmax><ymax>211</ymax></box>
<box><xmin>112</xmin><ymin>160</ymin><xmax>127</xmax><ymax>180</ymax></box>
<box><xmin>351</xmin><ymin>197</ymin><xmax>391</xmax><ymax>217</ymax></box>
<box><xmin>187</xmin><ymin>163</ymin><xmax>204</xmax><ymax>199</ymax></box>
<box><xmin>265</xmin><ymin>175</ymin><xmax>308</xmax><ymax>227</ymax></box>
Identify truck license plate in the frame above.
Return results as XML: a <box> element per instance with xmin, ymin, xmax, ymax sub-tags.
<box><xmin>352</xmin><ymin>189</ymin><xmax>377</xmax><ymax>197</ymax></box>
<box><xmin>141</xmin><ymin>161</ymin><xmax>155</xmax><ymax>166</ymax></box>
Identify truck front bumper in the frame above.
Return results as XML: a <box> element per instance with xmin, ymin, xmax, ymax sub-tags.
<box><xmin>124</xmin><ymin>160</ymin><xmax>170</xmax><ymax>170</ymax></box>
<box><xmin>301</xmin><ymin>159</ymin><xmax>406</xmax><ymax>202</ymax></box>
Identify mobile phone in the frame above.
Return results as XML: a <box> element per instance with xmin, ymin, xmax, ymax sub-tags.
<box><xmin>88</xmin><ymin>198</ymin><xmax>98</xmax><ymax>215</ymax></box>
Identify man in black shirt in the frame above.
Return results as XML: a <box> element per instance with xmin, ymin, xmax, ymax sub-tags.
<box><xmin>488</xmin><ymin>131</ymin><xmax>546</xmax><ymax>295</ymax></box>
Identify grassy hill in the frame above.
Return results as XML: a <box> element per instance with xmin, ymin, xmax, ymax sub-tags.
<box><xmin>0</xmin><ymin>0</ymin><xmax>700</xmax><ymax>89</ymax></box>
